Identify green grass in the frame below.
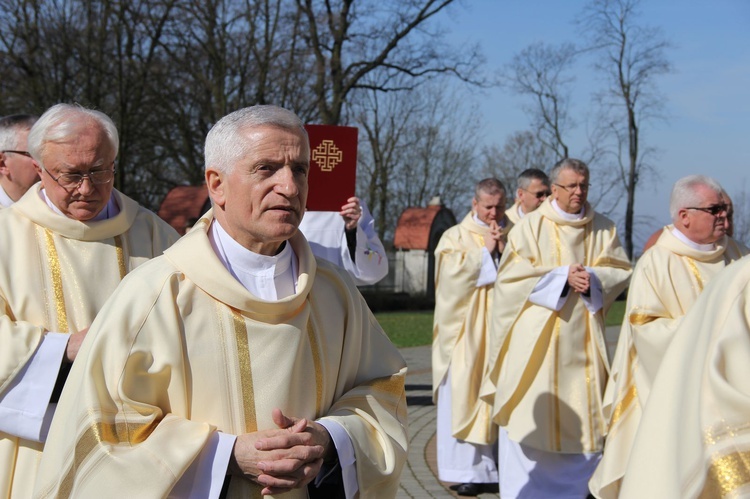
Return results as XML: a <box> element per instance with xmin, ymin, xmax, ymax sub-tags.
<box><xmin>374</xmin><ymin>311</ymin><xmax>434</xmax><ymax>348</ymax></box>
<box><xmin>605</xmin><ymin>300</ymin><xmax>626</xmax><ymax>327</ymax></box>
<box><xmin>376</xmin><ymin>301</ymin><xmax>626</xmax><ymax>348</ymax></box>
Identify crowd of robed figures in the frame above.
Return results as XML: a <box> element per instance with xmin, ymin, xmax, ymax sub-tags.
<box><xmin>1</xmin><ymin>102</ymin><xmax>750</xmax><ymax>499</ymax></box>
<box><xmin>431</xmin><ymin>162</ymin><xmax>750</xmax><ymax>498</ymax></box>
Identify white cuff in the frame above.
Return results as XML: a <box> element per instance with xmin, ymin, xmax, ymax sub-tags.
<box><xmin>529</xmin><ymin>267</ymin><xmax>570</xmax><ymax>311</ymax></box>
<box><xmin>318</xmin><ymin>419</ymin><xmax>358</xmax><ymax>498</ymax></box>
<box><xmin>0</xmin><ymin>332</ymin><xmax>68</xmax><ymax>442</ymax></box>
<box><xmin>581</xmin><ymin>268</ymin><xmax>603</xmax><ymax>313</ymax></box>
<box><xmin>476</xmin><ymin>247</ymin><xmax>499</xmax><ymax>287</ymax></box>
<box><xmin>169</xmin><ymin>432</ymin><xmax>235</xmax><ymax>499</ymax></box>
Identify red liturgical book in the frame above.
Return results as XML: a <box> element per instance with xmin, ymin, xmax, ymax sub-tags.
<box><xmin>304</xmin><ymin>124</ymin><xmax>358</xmax><ymax>212</ymax></box>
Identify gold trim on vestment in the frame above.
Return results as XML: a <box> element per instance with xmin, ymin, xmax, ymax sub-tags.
<box><xmin>705</xmin><ymin>422</ymin><xmax>750</xmax><ymax>446</ymax></box>
<box><xmin>230</xmin><ymin>308</ymin><xmax>257</xmax><ymax>433</ymax></box>
<box><xmin>57</xmin><ymin>419</ymin><xmax>158</xmax><ymax>499</ymax></box>
<box><xmin>609</xmin><ymin>347</ymin><xmax>639</xmax><ymax>429</ymax></box>
<box><xmin>114</xmin><ymin>234</ymin><xmax>126</xmax><ymax>280</ymax></box>
<box><xmin>44</xmin><ymin>228</ymin><xmax>68</xmax><ymax>333</ymax></box>
<box><xmin>629</xmin><ymin>311</ymin><xmax>657</xmax><ymax>326</ymax></box>
<box><xmin>701</xmin><ymin>450</ymin><xmax>750</xmax><ymax>498</ymax></box>
<box><xmin>686</xmin><ymin>257</ymin><xmax>705</xmax><ymax>292</ymax></box>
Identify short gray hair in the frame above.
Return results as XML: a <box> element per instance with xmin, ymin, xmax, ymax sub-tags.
<box><xmin>549</xmin><ymin>158</ymin><xmax>589</xmax><ymax>184</ymax></box>
<box><xmin>669</xmin><ymin>175</ymin><xmax>724</xmax><ymax>221</ymax></box>
<box><xmin>517</xmin><ymin>168</ymin><xmax>550</xmax><ymax>191</ymax></box>
<box><xmin>0</xmin><ymin>114</ymin><xmax>38</xmax><ymax>150</ymax></box>
<box><xmin>27</xmin><ymin>104</ymin><xmax>119</xmax><ymax>166</ymax></box>
<box><xmin>475</xmin><ymin>177</ymin><xmax>506</xmax><ymax>199</ymax></box>
<box><xmin>205</xmin><ymin>105</ymin><xmax>308</xmax><ymax>173</ymax></box>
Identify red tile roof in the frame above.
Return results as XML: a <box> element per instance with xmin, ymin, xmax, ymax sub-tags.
<box><xmin>393</xmin><ymin>205</ymin><xmax>444</xmax><ymax>250</ymax></box>
<box><xmin>158</xmin><ymin>185</ymin><xmax>209</xmax><ymax>235</ymax></box>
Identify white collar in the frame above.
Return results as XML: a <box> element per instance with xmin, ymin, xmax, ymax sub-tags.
<box><xmin>552</xmin><ymin>199</ymin><xmax>585</xmax><ymax>220</ymax></box>
<box><xmin>39</xmin><ymin>188</ymin><xmax>119</xmax><ymax>221</ymax></box>
<box><xmin>671</xmin><ymin>227</ymin><xmax>716</xmax><ymax>252</ymax></box>
<box><xmin>209</xmin><ymin>219</ymin><xmax>298</xmax><ymax>300</ymax></box>
<box><xmin>0</xmin><ymin>184</ymin><xmax>13</xmax><ymax>208</ymax></box>
<box><xmin>516</xmin><ymin>204</ymin><xmax>525</xmax><ymax>219</ymax></box>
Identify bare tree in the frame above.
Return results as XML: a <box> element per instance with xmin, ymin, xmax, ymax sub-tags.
<box><xmin>580</xmin><ymin>0</ymin><xmax>671</xmax><ymax>259</ymax></box>
<box><xmin>480</xmin><ymin>130</ymin><xmax>557</xmax><ymax>198</ymax></box>
<box><xmin>352</xmin><ymin>82</ymin><xmax>482</xmax><ymax>240</ymax></box>
<box><xmin>295</xmin><ymin>0</ymin><xmax>485</xmax><ymax>125</ymax></box>
<box><xmin>501</xmin><ymin>42</ymin><xmax>578</xmax><ymax>160</ymax></box>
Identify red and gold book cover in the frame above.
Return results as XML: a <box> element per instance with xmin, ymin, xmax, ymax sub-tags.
<box><xmin>304</xmin><ymin>124</ymin><xmax>358</xmax><ymax>211</ymax></box>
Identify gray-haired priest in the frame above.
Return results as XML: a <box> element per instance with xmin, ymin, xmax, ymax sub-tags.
<box><xmin>481</xmin><ymin>158</ymin><xmax>632</xmax><ymax>499</ymax></box>
<box><xmin>0</xmin><ymin>104</ymin><xmax>179</xmax><ymax>498</ymax></box>
<box><xmin>35</xmin><ymin>105</ymin><xmax>408</xmax><ymax>499</ymax></box>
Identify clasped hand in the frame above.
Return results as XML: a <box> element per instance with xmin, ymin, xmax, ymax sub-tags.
<box><xmin>567</xmin><ymin>264</ymin><xmax>591</xmax><ymax>293</ymax></box>
<box><xmin>484</xmin><ymin>220</ymin><xmax>506</xmax><ymax>254</ymax></box>
<box><xmin>231</xmin><ymin>408</ymin><xmax>333</xmax><ymax>496</ymax></box>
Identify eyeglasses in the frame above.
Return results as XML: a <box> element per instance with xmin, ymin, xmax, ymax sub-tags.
<box><xmin>522</xmin><ymin>188</ymin><xmax>551</xmax><ymax>199</ymax></box>
<box><xmin>554</xmin><ymin>183</ymin><xmax>590</xmax><ymax>193</ymax></box>
<box><xmin>1</xmin><ymin>150</ymin><xmax>32</xmax><ymax>158</ymax></box>
<box><xmin>686</xmin><ymin>204</ymin><xmax>728</xmax><ymax>217</ymax></box>
<box><xmin>43</xmin><ymin>165</ymin><xmax>116</xmax><ymax>190</ymax></box>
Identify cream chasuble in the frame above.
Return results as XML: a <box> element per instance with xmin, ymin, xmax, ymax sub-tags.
<box><xmin>34</xmin><ymin>211</ymin><xmax>408</xmax><ymax>499</ymax></box>
<box><xmin>432</xmin><ymin>212</ymin><xmax>512</xmax><ymax>445</ymax></box>
<box><xmin>590</xmin><ymin>227</ymin><xmax>748</xmax><ymax>498</ymax></box>
<box><xmin>618</xmin><ymin>255</ymin><xmax>750</xmax><ymax>498</ymax></box>
<box><xmin>0</xmin><ymin>185</ymin><xmax>179</xmax><ymax>499</ymax></box>
<box><xmin>481</xmin><ymin>199</ymin><xmax>631</xmax><ymax>454</ymax></box>
<box><xmin>505</xmin><ymin>202</ymin><xmax>523</xmax><ymax>225</ymax></box>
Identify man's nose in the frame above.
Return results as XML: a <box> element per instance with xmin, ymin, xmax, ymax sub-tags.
<box><xmin>275</xmin><ymin>166</ymin><xmax>299</xmax><ymax>196</ymax></box>
<box><xmin>77</xmin><ymin>176</ymin><xmax>95</xmax><ymax>195</ymax></box>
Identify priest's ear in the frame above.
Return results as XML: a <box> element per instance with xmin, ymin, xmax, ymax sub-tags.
<box><xmin>205</xmin><ymin>167</ymin><xmax>227</xmax><ymax>209</ymax></box>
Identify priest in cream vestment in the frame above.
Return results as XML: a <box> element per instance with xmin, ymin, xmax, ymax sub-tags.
<box><xmin>482</xmin><ymin>159</ymin><xmax>631</xmax><ymax>499</ymax></box>
<box><xmin>505</xmin><ymin>168</ymin><xmax>550</xmax><ymax>225</ymax></box>
<box><xmin>590</xmin><ymin>175</ymin><xmax>747</xmax><ymax>498</ymax></box>
<box><xmin>617</xmin><ymin>254</ymin><xmax>750</xmax><ymax>498</ymax></box>
<box><xmin>0</xmin><ymin>114</ymin><xmax>39</xmax><ymax>209</ymax></box>
<box><xmin>432</xmin><ymin>178</ymin><xmax>511</xmax><ymax>494</ymax></box>
<box><xmin>0</xmin><ymin>104</ymin><xmax>179</xmax><ymax>499</ymax></box>
<box><xmin>35</xmin><ymin>105</ymin><xmax>407</xmax><ymax>499</ymax></box>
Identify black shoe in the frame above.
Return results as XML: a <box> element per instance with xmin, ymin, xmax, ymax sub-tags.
<box><xmin>481</xmin><ymin>482</ymin><xmax>499</xmax><ymax>493</ymax></box>
<box><xmin>456</xmin><ymin>483</ymin><xmax>481</xmax><ymax>496</ymax></box>
<box><xmin>449</xmin><ymin>484</ymin><xmax>461</xmax><ymax>491</ymax></box>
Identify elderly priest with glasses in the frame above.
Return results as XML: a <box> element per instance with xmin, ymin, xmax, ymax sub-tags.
<box><xmin>0</xmin><ymin>103</ymin><xmax>179</xmax><ymax>498</ymax></box>
<box><xmin>481</xmin><ymin>158</ymin><xmax>632</xmax><ymax>499</ymax></box>
<box><xmin>35</xmin><ymin>105</ymin><xmax>407</xmax><ymax>499</ymax></box>
<box><xmin>589</xmin><ymin>174</ymin><xmax>748</xmax><ymax>499</ymax></box>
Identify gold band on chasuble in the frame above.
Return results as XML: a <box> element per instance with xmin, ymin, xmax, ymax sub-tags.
<box><xmin>54</xmin><ymin>419</ymin><xmax>159</xmax><ymax>499</ymax></box>
<box><xmin>686</xmin><ymin>257</ymin><xmax>705</xmax><ymax>292</ymax></box>
<box><xmin>43</xmin><ymin>228</ymin><xmax>68</xmax><ymax>333</ymax></box>
<box><xmin>701</xmin><ymin>451</ymin><xmax>750</xmax><ymax>498</ymax></box>
<box><xmin>114</xmin><ymin>234</ymin><xmax>126</xmax><ymax>279</ymax></box>
<box><xmin>230</xmin><ymin>308</ymin><xmax>258</xmax><ymax>434</ymax></box>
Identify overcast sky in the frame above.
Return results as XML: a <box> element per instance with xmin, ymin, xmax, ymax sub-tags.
<box><xmin>438</xmin><ymin>0</ymin><xmax>750</xmax><ymax>249</ymax></box>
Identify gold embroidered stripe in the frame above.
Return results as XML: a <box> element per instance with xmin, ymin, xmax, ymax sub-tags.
<box><xmin>44</xmin><ymin>228</ymin><xmax>68</xmax><ymax>333</ymax></box>
<box><xmin>702</xmin><ymin>450</ymin><xmax>750</xmax><ymax>498</ymax></box>
<box><xmin>114</xmin><ymin>234</ymin><xmax>126</xmax><ymax>279</ymax></box>
<box><xmin>57</xmin><ymin>419</ymin><xmax>158</xmax><ymax>499</ymax></box>
<box><xmin>231</xmin><ymin>308</ymin><xmax>257</xmax><ymax>433</ymax></box>
<box><xmin>629</xmin><ymin>312</ymin><xmax>657</xmax><ymax>326</ymax></box>
<box><xmin>687</xmin><ymin>257</ymin><xmax>705</xmax><ymax>292</ymax></box>
<box><xmin>610</xmin><ymin>346</ymin><xmax>639</xmax><ymax>428</ymax></box>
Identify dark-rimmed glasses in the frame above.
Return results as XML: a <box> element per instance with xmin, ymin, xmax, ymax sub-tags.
<box><xmin>686</xmin><ymin>204</ymin><xmax>728</xmax><ymax>217</ymax></box>
<box><xmin>554</xmin><ymin>183</ymin><xmax>591</xmax><ymax>193</ymax></box>
<box><xmin>43</xmin><ymin>165</ymin><xmax>116</xmax><ymax>190</ymax></box>
<box><xmin>1</xmin><ymin>150</ymin><xmax>32</xmax><ymax>157</ymax></box>
<box><xmin>522</xmin><ymin>188</ymin><xmax>552</xmax><ymax>199</ymax></box>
